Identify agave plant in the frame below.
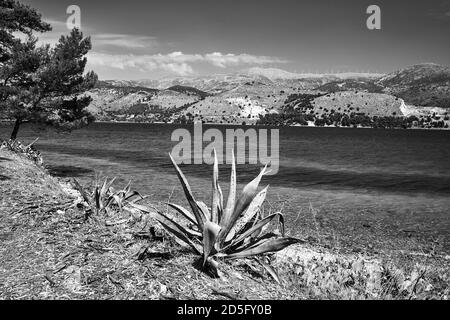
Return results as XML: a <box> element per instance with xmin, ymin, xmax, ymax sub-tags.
<box><xmin>131</xmin><ymin>150</ymin><xmax>302</xmax><ymax>278</ymax></box>
<box><xmin>93</xmin><ymin>177</ymin><xmax>143</xmax><ymax>214</ymax></box>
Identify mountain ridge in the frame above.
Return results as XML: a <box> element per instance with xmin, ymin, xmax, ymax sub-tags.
<box><xmin>85</xmin><ymin>63</ymin><xmax>450</xmax><ymax>127</ymax></box>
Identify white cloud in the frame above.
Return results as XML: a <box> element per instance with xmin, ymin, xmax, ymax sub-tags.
<box><xmin>205</xmin><ymin>52</ymin><xmax>287</xmax><ymax>68</ymax></box>
<box><xmin>87</xmin><ymin>51</ymin><xmax>287</xmax><ymax>76</ymax></box>
<box><xmin>161</xmin><ymin>63</ymin><xmax>194</xmax><ymax>76</ymax></box>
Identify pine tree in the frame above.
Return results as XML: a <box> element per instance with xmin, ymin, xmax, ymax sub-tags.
<box><xmin>0</xmin><ymin>1</ymin><xmax>98</xmax><ymax>139</ymax></box>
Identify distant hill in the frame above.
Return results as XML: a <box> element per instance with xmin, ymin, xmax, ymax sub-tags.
<box><xmin>378</xmin><ymin>63</ymin><xmax>450</xmax><ymax>108</ymax></box>
<box><xmin>95</xmin><ymin>80</ymin><xmax>159</xmax><ymax>94</ymax></box>
<box><xmin>316</xmin><ymin>79</ymin><xmax>384</xmax><ymax>93</ymax></box>
<box><xmin>311</xmin><ymin>92</ymin><xmax>402</xmax><ymax>117</ymax></box>
<box><xmin>86</xmin><ymin>64</ymin><xmax>450</xmax><ymax>125</ymax></box>
<box><xmin>86</xmin><ymin>82</ymin><xmax>200</xmax><ymax>122</ymax></box>
<box><xmin>314</xmin><ymin>64</ymin><xmax>450</xmax><ymax>109</ymax></box>
<box><xmin>166</xmin><ymin>85</ymin><xmax>210</xmax><ymax>99</ymax></box>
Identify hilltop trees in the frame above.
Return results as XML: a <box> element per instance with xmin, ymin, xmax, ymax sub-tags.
<box><xmin>0</xmin><ymin>0</ymin><xmax>97</xmax><ymax>139</ymax></box>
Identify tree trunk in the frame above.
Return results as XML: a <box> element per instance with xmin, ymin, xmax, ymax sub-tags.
<box><xmin>10</xmin><ymin>118</ymin><xmax>21</xmax><ymax>140</ymax></box>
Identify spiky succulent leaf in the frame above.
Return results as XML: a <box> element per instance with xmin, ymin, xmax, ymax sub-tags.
<box><xmin>101</xmin><ymin>177</ymin><xmax>115</xmax><ymax>198</ymax></box>
<box><xmin>169</xmin><ymin>153</ymin><xmax>205</xmax><ymax>229</ymax></box>
<box><xmin>256</xmin><ymin>258</ymin><xmax>281</xmax><ymax>284</ymax></box>
<box><xmin>196</xmin><ymin>201</ymin><xmax>210</xmax><ymax>222</ymax></box>
<box><xmin>157</xmin><ymin>218</ymin><xmax>202</xmax><ymax>254</ymax></box>
<box><xmin>220</xmin><ymin>149</ymin><xmax>236</xmax><ymax>228</ymax></box>
<box><xmin>123</xmin><ymin>190</ymin><xmax>143</xmax><ymax>202</ymax></box>
<box><xmin>226</xmin><ymin>186</ymin><xmax>268</xmax><ymax>242</ymax></box>
<box><xmin>211</xmin><ymin>149</ymin><xmax>220</xmax><ymax>224</ymax></box>
<box><xmin>219</xmin><ymin>165</ymin><xmax>268</xmax><ymax>246</ymax></box>
<box><xmin>217</xmin><ymin>183</ymin><xmax>223</xmax><ymax>221</ymax></box>
<box><xmin>203</xmin><ymin>221</ymin><xmax>221</xmax><ymax>266</ymax></box>
<box><xmin>113</xmin><ymin>194</ymin><xmax>123</xmax><ymax>212</ymax></box>
<box><xmin>226</xmin><ymin>213</ymin><xmax>284</xmax><ymax>250</ymax></box>
<box><xmin>167</xmin><ymin>203</ymin><xmax>197</xmax><ymax>226</ymax></box>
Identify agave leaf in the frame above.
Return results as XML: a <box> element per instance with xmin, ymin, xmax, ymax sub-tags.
<box><xmin>220</xmin><ymin>149</ymin><xmax>236</xmax><ymax>228</ymax></box>
<box><xmin>226</xmin><ymin>186</ymin><xmax>268</xmax><ymax>242</ymax></box>
<box><xmin>128</xmin><ymin>202</ymin><xmax>158</xmax><ymax>214</ymax></box>
<box><xmin>104</xmin><ymin>195</ymin><xmax>115</xmax><ymax>209</ymax></box>
<box><xmin>256</xmin><ymin>258</ymin><xmax>281</xmax><ymax>284</ymax></box>
<box><xmin>219</xmin><ymin>165</ymin><xmax>269</xmax><ymax>245</ymax></box>
<box><xmin>224</xmin><ymin>237</ymin><xmax>302</xmax><ymax>259</ymax></box>
<box><xmin>217</xmin><ymin>183</ymin><xmax>223</xmax><ymax>222</ymax></box>
<box><xmin>169</xmin><ymin>153</ymin><xmax>205</xmax><ymax>229</ymax></box>
<box><xmin>202</xmin><ymin>221</ymin><xmax>221</xmax><ymax>266</ymax></box>
<box><xmin>72</xmin><ymin>179</ymin><xmax>91</xmax><ymax>205</ymax></box>
<box><xmin>256</xmin><ymin>212</ymin><xmax>284</xmax><ymax>240</ymax></box>
<box><xmin>157</xmin><ymin>218</ymin><xmax>202</xmax><ymax>255</ymax></box>
<box><xmin>227</xmin><ymin>213</ymin><xmax>283</xmax><ymax>249</ymax></box>
<box><xmin>226</xmin><ymin>230</ymin><xmax>281</xmax><ymax>254</ymax></box>
<box><xmin>123</xmin><ymin>181</ymin><xmax>131</xmax><ymax>194</ymax></box>
<box><xmin>167</xmin><ymin>203</ymin><xmax>196</xmax><ymax>226</ymax></box>
<box><xmin>130</xmin><ymin>202</ymin><xmax>202</xmax><ymax>239</ymax></box>
<box><xmin>101</xmin><ymin>177</ymin><xmax>116</xmax><ymax>198</ymax></box>
<box><xmin>152</xmin><ymin>208</ymin><xmax>202</xmax><ymax>254</ymax></box>
<box><xmin>206</xmin><ymin>256</ymin><xmax>221</xmax><ymax>278</ymax></box>
<box><xmin>196</xmin><ymin>201</ymin><xmax>210</xmax><ymax>222</ymax></box>
<box><xmin>94</xmin><ymin>188</ymin><xmax>101</xmax><ymax>211</ymax></box>
<box><xmin>124</xmin><ymin>190</ymin><xmax>143</xmax><ymax>202</ymax></box>
<box><xmin>99</xmin><ymin>179</ymin><xmax>107</xmax><ymax>198</ymax></box>
<box><xmin>185</xmin><ymin>227</ymin><xmax>202</xmax><ymax>238</ymax></box>
<box><xmin>211</xmin><ymin>149</ymin><xmax>220</xmax><ymax>224</ymax></box>
<box><xmin>113</xmin><ymin>194</ymin><xmax>123</xmax><ymax>212</ymax></box>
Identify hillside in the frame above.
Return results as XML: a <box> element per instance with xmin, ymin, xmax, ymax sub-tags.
<box><xmin>83</xmin><ymin>64</ymin><xmax>449</xmax><ymax>126</ymax></box>
<box><xmin>377</xmin><ymin>64</ymin><xmax>450</xmax><ymax>109</ymax></box>
<box><xmin>311</xmin><ymin>92</ymin><xmax>403</xmax><ymax>117</ymax></box>
<box><xmin>166</xmin><ymin>85</ymin><xmax>210</xmax><ymax>99</ymax></box>
<box><xmin>87</xmin><ymin>82</ymin><xmax>202</xmax><ymax>122</ymax></box>
<box><xmin>316</xmin><ymin>79</ymin><xmax>385</xmax><ymax>93</ymax></box>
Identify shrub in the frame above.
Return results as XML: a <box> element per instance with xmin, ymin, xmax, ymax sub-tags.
<box><xmin>91</xmin><ymin>177</ymin><xmax>143</xmax><ymax>215</ymax></box>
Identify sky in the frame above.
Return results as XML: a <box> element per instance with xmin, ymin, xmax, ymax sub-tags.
<box><xmin>21</xmin><ymin>0</ymin><xmax>450</xmax><ymax>80</ymax></box>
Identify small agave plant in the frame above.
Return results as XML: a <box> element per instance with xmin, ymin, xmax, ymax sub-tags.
<box><xmin>132</xmin><ymin>150</ymin><xmax>302</xmax><ymax>277</ymax></box>
<box><xmin>93</xmin><ymin>177</ymin><xmax>143</xmax><ymax>214</ymax></box>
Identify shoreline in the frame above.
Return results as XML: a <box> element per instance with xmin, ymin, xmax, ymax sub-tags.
<box><xmin>1</xmin><ymin>120</ymin><xmax>449</xmax><ymax>130</ymax></box>
<box><xmin>89</xmin><ymin>121</ymin><xmax>450</xmax><ymax>130</ymax></box>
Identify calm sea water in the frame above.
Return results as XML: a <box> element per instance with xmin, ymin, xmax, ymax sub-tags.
<box><xmin>1</xmin><ymin>123</ymin><xmax>449</xmax><ymax>252</ymax></box>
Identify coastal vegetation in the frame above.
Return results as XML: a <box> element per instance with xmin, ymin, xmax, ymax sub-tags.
<box><xmin>0</xmin><ymin>144</ymin><xmax>448</xmax><ymax>299</ymax></box>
